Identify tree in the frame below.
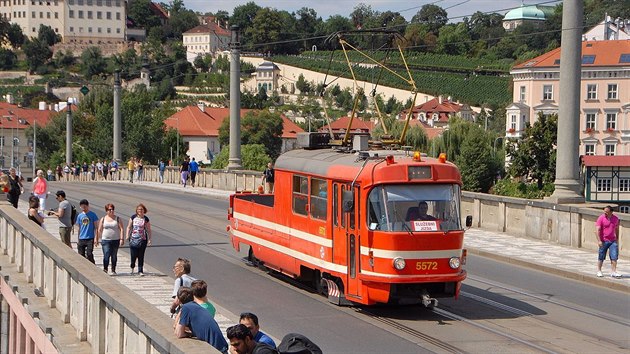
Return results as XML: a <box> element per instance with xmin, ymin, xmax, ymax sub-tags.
<box><xmin>506</xmin><ymin>113</ymin><xmax>557</xmax><ymax>190</ymax></box>
<box><xmin>193</xmin><ymin>55</ymin><xmax>209</xmax><ymax>72</ymax></box>
<box><xmin>38</xmin><ymin>24</ymin><xmax>61</xmax><ymax>46</ymax></box>
<box><xmin>230</xmin><ymin>2</ymin><xmax>262</xmax><ymax>46</ymax></box>
<box><xmin>350</xmin><ymin>3</ymin><xmax>375</xmax><ymax>29</ymax></box>
<box><xmin>53</xmin><ymin>50</ymin><xmax>75</xmax><ymax>69</ymax></box>
<box><xmin>455</xmin><ymin>125</ymin><xmax>501</xmax><ymax>192</ymax></box>
<box><xmin>128</xmin><ymin>0</ymin><xmax>161</xmax><ymax>29</ymax></box>
<box><xmin>411</xmin><ymin>4</ymin><xmax>448</xmax><ymax>33</ymax></box>
<box><xmin>210</xmin><ymin>144</ymin><xmax>271</xmax><ymax>171</ymax></box>
<box><xmin>22</xmin><ymin>38</ymin><xmax>52</xmax><ymax>73</ymax></box>
<box><xmin>80</xmin><ymin>47</ymin><xmax>108</xmax><ymax>79</ymax></box>
<box><xmin>246</xmin><ymin>8</ymin><xmax>285</xmax><ymax>54</ymax></box>
<box><xmin>295</xmin><ymin>7</ymin><xmax>322</xmax><ymax>51</ymax></box>
<box><xmin>295</xmin><ymin>74</ymin><xmax>311</xmax><ymax>95</ymax></box>
<box><xmin>0</xmin><ymin>48</ymin><xmax>17</xmax><ymax>69</ymax></box>
<box><xmin>218</xmin><ymin>110</ymin><xmax>284</xmax><ymax>159</ymax></box>
<box><xmin>6</xmin><ymin>23</ymin><xmax>25</xmax><ymax>49</ymax></box>
<box><xmin>436</xmin><ymin>23</ymin><xmax>471</xmax><ymax>55</ymax></box>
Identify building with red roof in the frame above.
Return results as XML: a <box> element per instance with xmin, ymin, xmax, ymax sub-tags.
<box><xmin>164</xmin><ymin>104</ymin><xmax>304</xmax><ymax>162</ymax></box>
<box><xmin>0</xmin><ymin>102</ymin><xmax>56</xmax><ymax>172</ymax></box>
<box><xmin>582</xmin><ymin>155</ymin><xmax>630</xmax><ymax>212</ymax></box>
<box><xmin>398</xmin><ymin>96</ymin><xmax>474</xmax><ymax>128</ymax></box>
<box><xmin>507</xmin><ymin>40</ymin><xmax>630</xmax><ymax>156</ymax></box>
<box><xmin>183</xmin><ymin>17</ymin><xmax>231</xmax><ymax>64</ymax></box>
<box><xmin>320</xmin><ymin>116</ymin><xmax>375</xmax><ymax>134</ymax></box>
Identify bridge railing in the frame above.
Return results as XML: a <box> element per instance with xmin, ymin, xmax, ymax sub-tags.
<box><xmin>0</xmin><ymin>201</ymin><xmax>216</xmax><ymax>353</ymax></box>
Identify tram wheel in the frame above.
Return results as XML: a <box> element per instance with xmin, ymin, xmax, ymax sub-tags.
<box><xmin>248</xmin><ymin>247</ymin><xmax>259</xmax><ymax>267</ymax></box>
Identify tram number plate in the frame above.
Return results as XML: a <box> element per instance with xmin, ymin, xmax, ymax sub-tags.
<box><xmin>416</xmin><ymin>261</ymin><xmax>438</xmax><ymax>270</ymax></box>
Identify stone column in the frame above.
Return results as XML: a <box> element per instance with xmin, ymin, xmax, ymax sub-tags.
<box><xmin>547</xmin><ymin>0</ymin><xmax>584</xmax><ymax>204</ymax></box>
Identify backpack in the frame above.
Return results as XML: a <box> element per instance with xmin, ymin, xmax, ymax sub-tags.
<box><xmin>70</xmin><ymin>204</ymin><xmax>78</xmax><ymax>226</ymax></box>
<box><xmin>277</xmin><ymin>333</ymin><xmax>322</xmax><ymax>354</ymax></box>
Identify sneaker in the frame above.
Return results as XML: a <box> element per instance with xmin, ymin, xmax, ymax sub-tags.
<box><xmin>138</xmin><ymin>272</ymin><xmax>145</xmax><ymax>277</ymax></box>
<box><xmin>596</xmin><ymin>271</ymin><xmax>603</xmax><ymax>277</ymax></box>
<box><xmin>611</xmin><ymin>272</ymin><xmax>622</xmax><ymax>278</ymax></box>
<box><xmin>110</xmin><ymin>271</ymin><xmax>117</xmax><ymax>276</ymax></box>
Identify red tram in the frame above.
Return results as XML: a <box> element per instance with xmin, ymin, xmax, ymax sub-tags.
<box><xmin>228</xmin><ymin>134</ymin><xmax>471</xmax><ymax>307</ymax></box>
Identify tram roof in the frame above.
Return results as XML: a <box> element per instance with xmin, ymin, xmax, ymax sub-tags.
<box><xmin>275</xmin><ymin>148</ymin><xmax>430</xmax><ymax>178</ymax></box>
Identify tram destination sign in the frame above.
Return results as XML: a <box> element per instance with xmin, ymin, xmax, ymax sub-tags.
<box><xmin>408</xmin><ymin>166</ymin><xmax>432</xmax><ymax>180</ymax></box>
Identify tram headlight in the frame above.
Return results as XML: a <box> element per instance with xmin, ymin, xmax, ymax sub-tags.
<box><xmin>449</xmin><ymin>257</ymin><xmax>461</xmax><ymax>269</ymax></box>
<box><xmin>392</xmin><ymin>257</ymin><xmax>406</xmax><ymax>270</ymax></box>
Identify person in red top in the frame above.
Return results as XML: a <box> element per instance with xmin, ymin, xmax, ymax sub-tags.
<box><xmin>595</xmin><ymin>206</ymin><xmax>621</xmax><ymax>278</ymax></box>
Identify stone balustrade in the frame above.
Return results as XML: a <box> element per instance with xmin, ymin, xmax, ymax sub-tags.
<box><xmin>0</xmin><ymin>201</ymin><xmax>216</xmax><ymax>353</ymax></box>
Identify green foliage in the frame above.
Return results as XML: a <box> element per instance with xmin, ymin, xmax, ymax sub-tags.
<box><xmin>218</xmin><ymin>110</ymin><xmax>284</xmax><ymax>160</ymax></box>
<box><xmin>22</xmin><ymin>38</ymin><xmax>52</xmax><ymax>73</ymax></box>
<box><xmin>128</xmin><ymin>0</ymin><xmax>161</xmax><ymax>29</ymax></box>
<box><xmin>412</xmin><ymin>4</ymin><xmax>448</xmax><ymax>33</ymax></box>
<box><xmin>0</xmin><ymin>48</ymin><xmax>17</xmax><ymax>69</ymax></box>
<box><xmin>492</xmin><ymin>179</ymin><xmax>555</xmax><ymax>199</ymax></box>
<box><xmin>80</xmin><ymin>47</ymin><xmax>108</xmax><ymax>79</ymax></box>
<box><xmin>505</xmin><ymin>113</ymin><xmax>557</xmax><ymax>190</ymax></box>
<box><xmin>245</xmin><ymin>7</ymin><xmax>285</xmax><ymax>54</ymax></box>
<box><xmin>6</xmin><ymin>23</ymin><xmax>25</xmax><ymax>49</ymax></box>
<box><xmin>37</xmin><ymin>24</ymin><xmax>61</xmax><ymax>46</ymax></box>
<box><xmin>455</xmin><ymin>125</ymin><xmax>502</xmax><ymax>192</ymax></box>
<box><xmin>53</xmin><ymin>50</ymin><xmax>75</xmax><ymax>69</ymax></box>
<box><xmin>295</xmin><ymin>74</ymin><xmax>311</xmax><ymax>95</ymax></box>
<box><xmin>210</xmin><ymin>144</ymin><xmax>271</xmax><ymax>171</ymax></box>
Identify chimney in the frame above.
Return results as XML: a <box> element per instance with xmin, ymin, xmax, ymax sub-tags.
<box><xmin>197</xmin><ymin>102</ymin><xmax>206</xmax><ymax>112</ymax></box>
<box><xmin>438</xmin><ymin>96</ymin><xmax>443</xmax><ymax>104</ymax></box>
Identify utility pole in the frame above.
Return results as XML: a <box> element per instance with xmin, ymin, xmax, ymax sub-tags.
<box><xmin>547</xmin><ymin>0</ymin><xmax>584</xmax><ymax>204</ymax></box>
<box><xmin>66</xmin><ymin>98</ymin><xmax>73</xmax><ymax>165</ymax></box>
<box><xmin>227</xmin><ymin>25</ymin><xmax>242</xmax><ymax>170</ymax></box>
<box><xmin>113</xmin><ymin>70</ymin><xmax>122</xmax><ymax>162</ymax></box>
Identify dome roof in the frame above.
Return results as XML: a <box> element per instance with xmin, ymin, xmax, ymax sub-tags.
<box><xmin>504</xmin><ymin>5</ymin><xmax>550</xmax><ymax>21</ymax></box>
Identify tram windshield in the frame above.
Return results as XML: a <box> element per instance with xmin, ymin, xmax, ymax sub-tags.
<box><xmin>367</xmin><ymin>184</ymin><xmax>462</xmax><ymax>232</ymax></box>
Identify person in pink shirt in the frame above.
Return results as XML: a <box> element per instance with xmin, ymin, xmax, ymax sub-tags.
<box><xmin>595</xmin><ymin>206</ymin><xmax>621</xmax><ymax>278</ymax></box>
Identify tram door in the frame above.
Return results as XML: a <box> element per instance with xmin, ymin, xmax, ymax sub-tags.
<box><xmin>340</xmin><ymin>183</ymin><xmax>361</xmax><ymax>298</ymax></box>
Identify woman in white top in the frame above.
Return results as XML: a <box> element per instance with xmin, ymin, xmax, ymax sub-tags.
<box><xmin>97</xmin><ymin>203</ymin><xmax>124</xmax><ymax>275</ymax></box>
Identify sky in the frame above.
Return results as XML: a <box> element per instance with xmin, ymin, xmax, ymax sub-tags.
<box><xmin>179</xmin><ymin>0</ymin><xmax>561</xmax><ymax>22</ymax></box>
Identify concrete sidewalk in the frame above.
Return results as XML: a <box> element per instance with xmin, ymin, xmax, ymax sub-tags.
<box><xmin>116</xmin><ymin>179</ymin><xmax>629</xmax><ymax>292</ymax></box>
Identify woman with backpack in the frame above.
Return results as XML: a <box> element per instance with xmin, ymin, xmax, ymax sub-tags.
<box><xmin>126</xmin><ymin>203</ymin><xmax>152</xmax><ymax>276</ymax></box>
<box><xmin>98</xmin><ymin>203</ymin><xmax>124</xmax><ymax>275</ymax></box>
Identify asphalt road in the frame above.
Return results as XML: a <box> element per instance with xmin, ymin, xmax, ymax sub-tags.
<box><xmin>37</xmin><ymin>181</ymin><xmax>629</xmax><ymax>353</ymax></box>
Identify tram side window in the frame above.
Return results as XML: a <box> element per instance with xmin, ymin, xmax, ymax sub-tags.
<box><xmin>311</xmin><ymin>178</ymin><xmax>327</xmax><ymax>220</ymax></box>
<box><xmin>292</xmin><ymin>175</ymin><xmax>308</xmax><ymax>216</ymax></box>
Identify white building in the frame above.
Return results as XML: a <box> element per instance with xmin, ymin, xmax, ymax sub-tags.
<box><xmin>183</xmin><ymin>20</ymin><xmax>230</xmax><ymax>64</ymax></box>
<box><xmin>583</xmin><ymin>15</ymin><xmax>630</xmax><ymax>41</ymax></box>
<box><xmin>0</xmin><ymin>0</ymin><xmax>126</xmax><ymax>44</ymax></box>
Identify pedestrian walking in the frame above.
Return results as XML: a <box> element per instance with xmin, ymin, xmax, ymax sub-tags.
<box><xmin>56</xmin><ymin>165</ymin><xmax>63</xmax><ymax>181</ymax></box>
<box><xmin>98</xmin><ymin>203</ymin><xmax>124</xmax><ymax>275</ymax></box>
<box><xmin>180</xmin><ymin>157</ymin><xmax>190</xmax><ymax>187</ymax></box>
<box><xmin>126</xmin><ymin>203</ymin><xmax>151</xmax><ymax>276</ymax></box>
<box><xmin>158</xmin><ymin>159</ymin><xmax>166</xmax><ymax>183</ymax></box>
<box><xmin>103</xmin><ymin>160</ymin><xmax>109</xmax><ymax>180</ymax></box>
<box><xmin>189</xmin><ymin>157</ymin><xmax>199</xmax><ymax>187</ymax></box>
<box><xmin>32</xmin><ymin>169</ymin><xmax>48</xmax><ymax>211</ymax></box>
<box><xmin>110</xmin><ymin>160</ymin><xmax>118</xmax><ymax>180</ymax></box>
<box><xmin>76</xmin><ymin>199</ymin><xmax>99</xmax><ymax>264</ymax></box>
<box><xmin>6</xmin><ymin>167</ymin><xmax>23</xmax><ymax>208</ymax></box>
<box><xmin>48</xmin><ymin>190</ymin><xmax>73</xmax><ymax>248</ymax></box>
<box><xmin>595</xmin><ymin>205</ymin><xmax>622</xmax><ymax>278</ymax></box>
<box><xmin>137</xmin><ymin>159</ymin><xmax>144</xmax><ymax>181</ymax></box>
<box><xmin>127</xmin><ymin>157</ymin><xmax>136</xmax><ymax>183</ymax></box>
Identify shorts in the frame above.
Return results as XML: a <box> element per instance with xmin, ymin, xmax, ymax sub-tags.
<box><xmin>598</xmin><ymin>241</ymin><xmax>618</xmax><ymax>261</ymax></box>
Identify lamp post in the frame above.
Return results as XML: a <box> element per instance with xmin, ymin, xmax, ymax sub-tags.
<box><xmin>493</xmin><ymin>137</ymin><xmax>504</xmax><ymax>156</ymax></box>
<box><xmin>66</xmin><ymin>98</ymin><xmax>73</xmax><ymax>165</ymax></box>
<box><xmin>166</xmin><ymin>117</ymin><xmax>179</xmax><ymax>165</ymax></box>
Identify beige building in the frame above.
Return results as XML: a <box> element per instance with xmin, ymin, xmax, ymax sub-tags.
<box><xmin>183</xmin><ymin>18</ymin><xmax>230</xmax><ymax>64</ymax></box>
<box><xmin>506</xmin><ymin>40</ymin><xmax>630</xmax><ymax>156</ymax></box>
<box><xmin>255</xmin><ymin>61</ymin><xmax>280</xmax><ymax>93</ymax></box>
<box><xmin>0</xmin><ymin>0</ymin><xmax>126</xmax><ymax>44</ymax></box>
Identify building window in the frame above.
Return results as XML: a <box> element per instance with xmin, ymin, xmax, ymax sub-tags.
<box><xmin>605</xmin><ymin>144</ymin><xmax>616</xmax><ymax>156</ymax></box>
<box><xmin>116</xmin><ymin>28</ymin><xmax>120</xmax><ymax>33</ymax></box>
<box><xmin>107</xmin><ymin>27</ymin><xmax>110</xmax><ymax>33</ymax></box>
<box><xmin>97</xmin><ymin>27</ymin><xmax>101</xmax><ymax>33</ymax></box>
<box><xmin>597</xmin><ymin>178</ymin><xmax>612</xmax><ymax>192</ymax></box>
<box><xmin>620</xmin><ymin>206</ymin><xmax>630</xmax><ymax>214</ymax></box>
<box><xmin>96</xmin><ymin>11</ymin><xmax>101</xmax><ymax>19</ymax></box>
<box><xmin>77</xmin><ymin>0</ymin><xmax>83</xmax><ymax>4</ymax></box>
<box><xmin>584</xmin><ymin>144</ymin><xmax>595</xmax><ymax>155</ymax></box>
<box><xmin>96</xmin><ymin>0</ymin><xmax>101</xmax><ymax>5</ymax></box>
<box><xmin>69</xmin><ymin>26</ymin><xmax>73</xmax><ymax>32</ymax></box>
<box><xmin>106</xmin><ymin>11</ymin><xmax>111</xmax><ymax>19</ymax></box>
<box><xmin>606</xmin><ymin>113</ymin><xmax>617</xmax><ymax>130</ymax></box>
<box><xmin>87</xmin><ymin>11</ymin><xmax>92</xmax><ymax>19</ymax></box>
<box><xmin>46</xmin><ymin>12</ymin><xmax>50</xmax><ymax>18</ymax></box>
<box><xmin>586</xmin><ymin>84</ymin><xmax>597</xmax><ymax>100</ymax></box>
<box><xmin>519</xmin><ymin>86</ymin><xmax>526</xmax><ymax>102</ymax></box>
<box><xmin>88</xmin><ymin>27</ymin><xmax>92</xmax><ymax>33</ymax></box>
<box><xmin>115</xmin><ymin>12</ymin><xmax>119</xmax><ymax>20</ymax></box>
<box><xmin>620</xmin><ymin>179</ymin><xmax>630</xmax><ymax>192</ymax></box>
<box><xmin>54</xmin><ymin>12</ymin><xmax>58</xmax><ymax>18</ymax></box>
<box><xmin>585</xmin><ymin>113</ymin><xmax>596</xmax><ymax>129</ymax></box>
<box><xmin>32</xmin><ymin>27</ymin><xmax>36</xmax><ymax>32</ymax></box>
<box><xmin>39</xmin><ymin>11</ymin><xmax>43</xmax><ymax>18</ymax></box>
<box><xmin>78</xmin><ymin>10</ymin><xmax>83</xmax><ymax>19</ymax></box>
<box><xmin>510</xmin><ymin>114</ymin><xmax>517</xmax><ymax>130</ymax></box>
<box><xmin>543</xmin><ymin>85</ymin><xmax>553</xmax><ymax>100</ymax></box>
<box><xmin>31</xmin><ymin>11</ymin><xmax>35</xmax><ymax>18</ymax></box>
<box><xmin>607</xmin><ymin>84</ymin><xmax>618</xmax><ymax>100</ymax></box>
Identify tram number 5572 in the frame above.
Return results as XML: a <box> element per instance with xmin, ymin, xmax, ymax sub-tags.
<box><xmin>416</xmin><ymin>262</ymin><xmax>438</xmax><ymax>270</ymax></box>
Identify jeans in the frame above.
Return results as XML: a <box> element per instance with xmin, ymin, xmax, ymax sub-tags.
<box><xmin>77</xmin><ymin>238</ymin><xmax>95</xmax><ymax>264</ymax></box>
<box><xmin>102</xmin><ymin>239</ymin><xmax>120</xmax><ymax>271</ymax></box>
<box><xmin>159</xmin><ymin>170</ymin><xmax>164</xmax><ymax>183</ymax></box>
<box><xmin>598</xmin><ymin>241</ymin><xmax>619</xmax><ymax>261</ymax></box>
<box><xmin>130</xmin><ymin>240</ymin><xmax>148</xmax><ymax>273</ymax></box>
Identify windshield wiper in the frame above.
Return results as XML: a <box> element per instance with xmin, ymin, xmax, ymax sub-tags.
<box><xmin>394</xmin><ymin>208</ymin><xmax>414</xmax><ymax>236</ymax></box>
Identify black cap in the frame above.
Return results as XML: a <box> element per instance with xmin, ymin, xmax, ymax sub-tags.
<box><xmin>55</xmin><ymin>190</ymin><xmax>65</xmax><ymax>197</ymax></box>
<box><xmin>79</xmin><ymin>199</ymin><xmax>89</xmax><ymax>206</ymax></box>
